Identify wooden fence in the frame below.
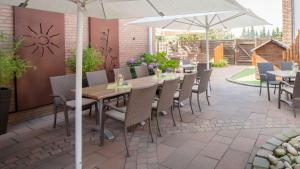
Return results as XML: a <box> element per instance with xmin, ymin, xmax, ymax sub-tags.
<box><xmin>213</xmin><ymin>43</ymin><xmax>224</xmax><ymax>63</ymax></box>
<box><xmin>283</xmin><ymin>30</ymin><xmax>300</xmax><ymax>64</ymax></box>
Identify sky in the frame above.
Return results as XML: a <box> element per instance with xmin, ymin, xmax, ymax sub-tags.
<box><xmin>156</xmin><ymin>0</ymin><xmax>283</xmax><ymax>37</ymax></box>
<box><xmin>232</xmin><ymin>0</ymin><xmax>282</xmax><ymax>36</ymax></box>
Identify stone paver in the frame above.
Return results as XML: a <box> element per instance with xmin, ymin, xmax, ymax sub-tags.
<box><xmin>0</xmin><ymin>66</ymin><xmax>299</xmax><ymax>169</ymax></box>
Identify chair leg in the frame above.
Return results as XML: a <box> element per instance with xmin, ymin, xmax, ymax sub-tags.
<box><xmin>177</xmin><ymin>105</ymin><xmax>183</xmax><ymax>122</ymax></box>
<box><xmin>209</xmin><ymin>81</ymin><xmax>212</xmax><ymax>92</ymax></box>
<box><xmin>156</xmin><ymin>111</ymin><xmax>162</xmax><ymax>137</ymax></box>
<box><xmin>206</xmin><ymin>90</ymin><xmax>210</xmax><ymax>105</ymax></box>
<box><xmin>267</xmin><ymin>83</ymin><xmax>271</xmax><ymax>101</ymax></box>
<box><xmin>88</xmin><ymin>107</ymin><xmax>92</xmax><ymax>116</ymax></box>
<box><xmin>197</xmin><ymin>93</ymin><xmax>201</xmax><ymax>112</ymax></box>
<box><xmin>53</xmin><ymin>105</ymin><xmax>58</xmax><ymax>128</ymax></box>
<box><xmin>190</xmin><ymin>94</ymin><xmax>194</xmax><ymax>114</ymax></box>
<box><xmin>274</xmin><ymin>85</ymin><xmax>276</xmax><ymax>94</ymax></box>
<box><xmin>63</xmin><ymin>107</ymin><xmax>70</xmax><ymax>136</ymax></box>
<box><xmin>259</xmin><ymin>81</ymin><xmax>262</xmax><ymax>96</ymax></box>
<box><xmin>148</xmin><ymin>118</ymin><xmax>154</xmax><ymax>142</ymax></box>
<box><xmin>100</xmin><ymin>104</ymin><xmax>106</xmax><ymax>146</ymax></box>
<box><xmin>278</xmin><ymin>85</ymin><xmax>281</xmax><ymax>109</ymax></box>
<box><xmin>170</xmin><ymin>106</ymin><xmax>176</xmax><ymax>126</ymax></box>
<box><xmin>94</xmin><ymin>103</ymin><xmax>99</xmax><ymax>124</ymax></box>
<box><xmin>293</xmin><ymin>107</ymin><xmax>297</xmax><ymax>118</ymax></box>
<box><xmin>124</xmin><ymin>127</ymin><xmax>130</xmax><ymax>157</ymax></box>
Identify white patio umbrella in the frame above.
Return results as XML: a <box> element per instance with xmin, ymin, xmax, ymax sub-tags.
<box><xmin>129</xmin><ymin>9</ymin><xmax>270</xmax><ymax>70</ymax></box>
<box><xmin>0</xmin><ymin>0</ymin><xmax>247</xmax><ymax>168</ymax></box>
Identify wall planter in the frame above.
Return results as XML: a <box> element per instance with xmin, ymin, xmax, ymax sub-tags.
<box><xmin>0</xmin><ymin>88</ymin><xmax>12</xmax><ymax>134</ymax></box>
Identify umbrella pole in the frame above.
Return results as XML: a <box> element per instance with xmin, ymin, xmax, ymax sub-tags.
<box><xmin>75</xmin><ymin>6</ymin><xmax>84</xmax><ymax>169</ymax></box>
<box><xmin>205</xmin><ymin>17</ymin><xmax>211</xmax><ymax>96</ymax></box>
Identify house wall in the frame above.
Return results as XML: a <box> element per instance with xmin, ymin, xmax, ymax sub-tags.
<box><xmin>0</xmin><ymin>5</ymin><xmax>150</xmax><ymax>120</ymax></box>
<box><xmin>255</xmin><ymin>42</ymin><xmax>286</xmax><ymax>67</ymax></box>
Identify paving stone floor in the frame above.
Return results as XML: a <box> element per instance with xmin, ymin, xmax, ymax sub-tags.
<box><xmin>0</xmin><ymin>66</ymin><xmax>299</xmax><ymax>169</ymax></box>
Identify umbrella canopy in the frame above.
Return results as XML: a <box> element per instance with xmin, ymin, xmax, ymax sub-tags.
<box><xmin>1</xmin><ymin>0</ymin><xmax>245</xmax><ymax>19</ymax></box>
<box><xmin>0</xmin><ymin>0</ymin><xmax>249</xmax><ymax>169</ymax></box>
<box><xmin>129</xmin><ymin>9</ymin><xmax>270</xmax><ymax>69</ymax></box>
<box><xmin>129</xmin><ymin>9</ymin><xmax>269</xmax><ymax>30</ymax></box>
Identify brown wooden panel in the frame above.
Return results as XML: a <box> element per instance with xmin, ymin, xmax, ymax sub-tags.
<box><xmin>14</xmin><ymin>7</ymin><xmax>65</xmax><ymax>111</ymax></box>
<box><xmin>89</xmin><ymin>18</ymin><xmax>119</xmax><ymax>82</ymax></box>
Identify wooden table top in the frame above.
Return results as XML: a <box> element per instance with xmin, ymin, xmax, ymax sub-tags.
<box><xmin>81</xmin><ymin>73</ymin><xmax>185</xmax><ymax>100</ymax></box>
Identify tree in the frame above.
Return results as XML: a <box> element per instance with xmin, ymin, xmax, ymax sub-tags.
<box><xmin>267</xmin><ymin>30</ymin><xmax>271</xmax><ymax>38</ymax></box>
<box><xmin>250</xmin><ymin>26</ymin><xmax>255</xmax><ymax>38</ymax></box>
<box><xmin>261</xmin><ymin>26</ymin><xmax>266</xmax><ymax>38</ymax></box>
<box><xmin>241</xmin><ymin>27</ymin><xmax>246</xmax><ymax>39</ymax></box>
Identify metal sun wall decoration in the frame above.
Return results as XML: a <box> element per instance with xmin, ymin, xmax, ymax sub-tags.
<box><xmin>23</xmin><ymin>23</ymin><xmax>60</xmax><ymax>57</ymax></box>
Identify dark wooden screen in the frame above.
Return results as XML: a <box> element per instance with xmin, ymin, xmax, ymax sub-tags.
<box><xmin>14</xmin><ymin>7</ymin><xmax>65</xmax><ymax>111</ymax></box>
<box><xmin>89</xmin><ymin>18</ymin><xmax>119</xmax><ymax>82</ymax></box>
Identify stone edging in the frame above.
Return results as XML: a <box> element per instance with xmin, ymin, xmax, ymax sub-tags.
<box><xmin>253</xmin><ymin>129</ymin><xmax>300</xmax><ymax>169</ymax></box>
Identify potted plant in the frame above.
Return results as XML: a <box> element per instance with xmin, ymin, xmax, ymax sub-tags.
<box><xmin>0</xmin><ymin>34</ymin><xmax>28</xmax><ymax>134</ymax></box>
<box><xmin>65</xmin><ymin>47</ymin><xmax>103</xmax><ymax>87</ymax></box>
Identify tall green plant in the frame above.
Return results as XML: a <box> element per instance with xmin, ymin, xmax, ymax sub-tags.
<box><xmin>0</xmin><ymin>34</ymin><xmax>28</xmax><ymax>87</ymax></box>
<box><xmin>65</xmin><ymin>47</ymin><xmax>103</xmax><ymax>74</ymax></box>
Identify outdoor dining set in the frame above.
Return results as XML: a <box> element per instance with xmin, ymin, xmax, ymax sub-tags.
<box><xmin>257</xmin><ymin>61</ymin><xmax>300</xmax><ymax>117</ymax></box>
<box><xmin>49</xmin><ymin>62</ymin><xmax>212</xmax><ymax>156</ymax></box>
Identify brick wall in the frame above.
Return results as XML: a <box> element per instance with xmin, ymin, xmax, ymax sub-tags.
<box><xmin>118</xmin><ymin>19</ymin><xmax>150</xmax><ymax>67</ymax></box>
<box><xmin>64</xmin><ymin>14</ymin><xmax>89</xmax><ymax>59</ymax></box>
<box><xmin>282</xmin><ymin>0</ymin><xmax>292</xmax><ymax>44</ymax></box>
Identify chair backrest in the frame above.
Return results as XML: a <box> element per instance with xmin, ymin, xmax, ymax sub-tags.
<box><xmin>182</xmin><ymin>59</ymin><xmax>190</xmax><ymax>65</ymax></box>
<box><xmin>157</xmin><ymin>78</ymin><xmax>180</xmax><ymax>113</ymax></box>
<box><xmin>281</xmin><ymin>61</ymin><xmax>293</xmax><ymax>71</ymax></box>
<box><xmin>294</xmin><ymin>72</ymin><xmax>300</xmax><ymax>98</ymax></box>
<box><xmin>86</xmin><ymin>70</ymin><xmax>108</xmax><ymax>86</ymax></box>
<box><xmin>197</xmin><ymin>69</ymin><xmax>213</xmax><ymax>93</ymax></box>
<box><xmin>257</xmin><ymin>62</ymin><xmax>276</xmax><ymax>81</ymax></box>
<box><xmin>135</xmin><ymin>65</ymin><xmax>149</xmax><ymax>78</ymax></box>
<box><xmin>114</xmin><ymin>67</ymin><xmax>132</xmax><ymax>80</ymax></box>
<box><xmin>49</xmin><ymin>74</ymin><xmax>75</xmax><ymax>102</ymax></box>
<box><xmin>125</xmin><ymin>84</ymin><xmax>158</xmax><ymax>127</ymax></box>
<box><xmin>196</xmin><ymin>63</ymin><xmax>207</xmax><ymax>78</ymax></box>
<box><xmin>178</xmin><ymin>73</ymin><xmax>197</xmax><ymax>101</ymax></box>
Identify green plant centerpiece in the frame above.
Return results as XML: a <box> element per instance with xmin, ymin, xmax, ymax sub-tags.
<box><xmin>0</xmin><ymin>34</ymin><xmax>29</xmax><ymax>134</ymax></box>
<box><xmin>65</xmin><ymin>47</ymin><xmax>103</xmax><ymax>87</ymax></box>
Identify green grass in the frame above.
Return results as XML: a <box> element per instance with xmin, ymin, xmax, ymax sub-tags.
<box><xmin>229</xmin><ymin>67</ymin><xmax>261</xmax><ymax>86</ymax></box>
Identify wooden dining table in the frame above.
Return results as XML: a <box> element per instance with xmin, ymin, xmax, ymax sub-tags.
<box><xmin>81</xmin><ymin>73</ymin><xmax>185</xmax><ymax>145</ymax></box>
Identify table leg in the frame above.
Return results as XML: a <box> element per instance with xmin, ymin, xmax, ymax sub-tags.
<box><xmin>91</xmin><ymin>99</ymin><xmax>115</xmax><ymax>146</ymax></box>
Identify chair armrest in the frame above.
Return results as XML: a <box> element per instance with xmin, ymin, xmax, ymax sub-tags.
<box><xmin>50</xmin><ymin>94</ymin><xmax>67</xmax><ymax>103</ymax></box>
<box><xmin>280</xmin><ymin>81</ymin><xmax>294</xmax><ymax>88</ymax></box>
<box><xmin>176</xmin><ymin>89</ymin><xmax>182</xmax><ymax>92</ymax></box>
<box><xmin>104</xmin><ymin>103</ymin><xmax>126</xmax><ymax>113</ymax></box>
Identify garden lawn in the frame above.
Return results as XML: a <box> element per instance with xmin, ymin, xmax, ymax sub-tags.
<box><xmin>228</xmin><ymin>67</ymin><xmax>261</xmax><ymax>86</ymax></box>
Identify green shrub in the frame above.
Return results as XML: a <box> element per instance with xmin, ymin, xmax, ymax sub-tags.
<box><xmin>65</xmin><ymin>47</ymin><xmax>103</xmax><ymax>74</ymax></box>
<box><xmin>211</xmin><ymin>59</ymin><xmax>228</xmax><ymax>67</ymax></box>
<box><xmin>0</xmin><ymin>35</ymin><xmax>29</xmax><ymax>87</ymax></box>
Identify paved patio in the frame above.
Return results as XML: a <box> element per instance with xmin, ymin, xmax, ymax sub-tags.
<box><xmin>0</xmin><ymin>66</ymin><xmax>299</xmax><ymax>169</ymax></box>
